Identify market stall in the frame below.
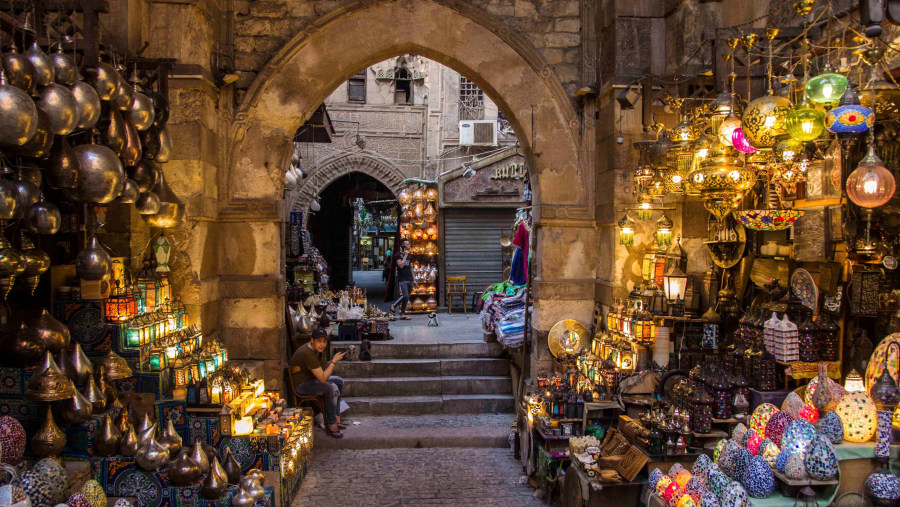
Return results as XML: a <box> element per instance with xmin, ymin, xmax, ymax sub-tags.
<box><xmin>397</xmin><ymin>179</ymin><xmax>439</xmax><ymax>313</ymax></box>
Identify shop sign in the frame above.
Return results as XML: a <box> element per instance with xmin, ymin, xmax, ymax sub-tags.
<box><xmin>490</xmin><ymin>162</ymin><xmax>527</xmax><ymax>180</ymax></box>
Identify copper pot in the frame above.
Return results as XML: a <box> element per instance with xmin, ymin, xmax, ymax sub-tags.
<box><xmin>37</xmin><ymin>83</ymin><xmax>78</xmax><ymax>135</ymax></box>
<box><xmin>99</xmin><ymin>103</ymin><xmax>126</xmax><ymax>155</ymax></box>
<box><xmin>1</xmin><ymin>47</ymin><xmax>36</xmax><ymax>95</ymax></box>
<box><xmin>129</xmin><ymin>92</ymin><xmax>155</xmax><ymax>131</ymax></box>
<box><xmin>83</xmin><ymin>63</ymin><xmax>119</xmax><ymax>102</ymax></box>
<box><xmin>75</xmin><ymin>235</ymin><xmax>112</xmax><ymax>281</ymax></box>
<box><xmin>121</xmin><ymin>115</ymin><xmax>142</xmax><ymax>166</ymax></box>
<box><xmin>167</xmin><ymin>451</ymin><xmax>202</xmax><ymax>486</ymax></box>
<box><xmin>127</xmin><ymin>160</ymin><xmax>159</xmax><ymax>192</ymax></box>
<box><xmin>71</xmin><ymin>143</ymin><xmax>125</xmax><ymax>204</ymax></box>
<box><xmin>8</xmin><ymin>108</ymin><xmax>53</xmax><ymax>158</ymax></box>
<box><xmin>24</xmin><ymin>198</ymin><xmax>61</xmax><ymax>234</ymax></box>
<box><xmin>45</xmin><ymin>136</ymin><xmax>79</xmax><ymax>189</ymax></box>
<box><xmin>29</xmin><ymin>309</ymin><xmax>70</xmax><ymax>354</ymax></box>
<box><xmin>71</xmin><ymin>80</ymin><xmax>101</xmax><ymax>130</ymax></box>
<box><xmin>23</xmin><ymin>42</ymin><xmax>54</xmax><ymax>87</ymax></box>
<box><xmin>0</xmin><ymin>70</ymin><xmax>38</xmax><ymax>146</ymax></box>
<box><xmin>155</xmin><ymin>126</ymin><xmax>173</xmax><ymax>163</ymax></box>
<box><xmin>50</xmin><ymin>48</ymin><xmax>76</xmax><ymax>86</ymax></box>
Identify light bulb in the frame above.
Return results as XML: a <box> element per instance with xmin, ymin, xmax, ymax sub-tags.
<box><xmin>846</xmin><ymin>145</ymin><xmax>896</xmax><ymax>208</ymax></box>
<box><xmin>718</xmin><ymin>115</ymin><xmax>741</xmax><ymax>147</ymax></box>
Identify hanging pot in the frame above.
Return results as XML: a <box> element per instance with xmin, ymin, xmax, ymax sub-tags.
<box><xmin>121</xmin><ymin>115</ymin><xmax>142</xmax><ymax>166</ymax></box>
<box><xmin>149</xmin><ymin>90</ymin><xmax>169</xmax><ymax>127</ymax></box>
<box><xmin>143</xmin><ymin>174</ymin><xmax>184</xmax><ymax>228</ymax></box>
<box><xmin>0</xmin><ymin>235</ymin><xmax>23</xmax><ymax>300</ymax></box>
<box><xmin>135</xmin><ymin>192</ymin><xmax>160</xmax><ymax>215</ymax></box>
<box><xmin>8</xmin><ymin>108</ymin><xmax>53</xmax><ymax>158</ymax></box>
<box><xmin>155</xmin><ymin>126</ymin><xmax>172</xmax><ymax>163</ymax></box>
<box><xmin>99</xmin><ymin>104</ymin><xmax>126</xmax><ymax>156</ymax></box>
<box><xmin>83</xmin><ymin>375</ymin><xmax>105</xmax><ymax>414</ymax></box>
<box><xmin>0</xmin><ymin>179</ymin><xmax>17</xmax><ymax>220</ymax></box>
<box><xmin>24</xmin><ymin>197</ymin><xmax>61</xmax><ymax>235</ymax></box>
<box><xmin>58</xmin><ymin>390</ymin><xmax>92</xmax><ymax>425</ymax></box>
<box><xmin>189</xmin><ymin>441</ymin><xmax>209</xmax><ymax>474</ymax></box>
<box><xmin>129</xmin><ymin>92</ymin><xmax>155</xmax><ymax>131</ymax></box>
<box><xmin>93</xmin><ymin>413</ymin><xmax>120</xmax><ymax>457</ymax></box>
<box><xmin>31</xmin><ymin>405</ymin><xmax>65</xmax><ymax>458</ymax></box>
<box><xmin>0</xmin><ymin>70</ymin><xmax>38</xmax><ymax>146</ymax></box>
<box><xmin>140</xmin><ymin>125</ymin><xmax>161</xmax><ymax>160</ymax></box>
<box><xmin>0</xmin><ymin>322</ymin><xmax>44</xmax><ymax>367</ymax></box>
<box><xmin>75</xmin><ymin>235</ymin><xmax>111</xmax><ymax>281</ymax></box>
<box><xmin>17</xmin><ymin>164</ymin><xmax>41</xmax><ymax>188</ymax></box>
<box><xmin>29</xmin><ymin>309</ymin><xmax>69</xmax><ymax>354</ymax></box>
<box><xmin>62</xmin><ymin>342</ymin><xmax>93</xmax><ymax>386</ymax></box>
<box><xmin>83</xmin><ymin>63</ymin><xmax>119</xmax><ymax>102</ymax></box>
<box><xmin>50</xmin><ymin>48</ymin><xmax>76</xmax><ymax>86</ymax></box>
<box><xmin>1</xmin><ymin>47</ymin><xmax>35</xmax><ymax>95</ymax></box>
<box><xmin>157</xmin><ymin>418</ymin><xmax>182</xmax><ymax>458</ymax></box>
<box><xmin>23</xmin><ymin>42</ymin><xmax>54</xmax><ymax>87</ymax></box>
<box><xmin>222</xmin><ymin>447</ymin><xmax>242</xmax><ymax>485</ymax></box>
<box><xmin>37</xmin><ymin>83</ymin><xmax>78</xmax><ymax>135</ymax></box>
<box><xmin>70</xmin><ymin>80</ymin><xmax>101</xmax><ymax>130</ymax></box>
<box><xmin>200</xmin><ymin>457</ymin><xmax>227</xmax><ymax>500</ymax></box>
<box><xmin>45</xmin><ymin>136</ymin><xmax>79</xmax><ymax>189</ymax></box>
<box><xmin>127</xmin><ymin>160</ymin><xmax>159</xmax><ymax>192</ymax></box>
<box><xmin>19</xmin><ymin>234</ymin><xmax>50</xmax><ymax>295</ymax></box>
<box><xmin>113</xmin><ymin>74</ymin><xmax>134</xmax><ymax>111</ymax></box>
<box><xmin>71</xmin><ymin>143</ymin><xmax>125</xmax><ymax>204</ymax></box>
<box><xmin>117</xmin><ymin>179</ymin><xmax>139</xmax><ymax>203</ymax></box>
<box><xmin>135</xmin><ymin>434</ymin><xmax>169</xmax><ymax>471</ymax></box>
<box><xmin>119</xmin><ymin>423</ymin><xmax>140</xmax><ymax>457</ymax></box>
<box><xmin>167</xmin><ymin>451</ymin><xmax>202</xmax><ymax>486</ymax></box>
<box><xmin>10</xmin><ymin>177</ymin><xmax>38</xmax><ymax>220</ymax></box>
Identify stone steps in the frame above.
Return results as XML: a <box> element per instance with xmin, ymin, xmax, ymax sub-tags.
<box><xmin>341</xmin><ymin>375</ymin><xmax>512</xmax><ymax>397</ymax></box>
<box><xmin>332</xmin><ymin>341</ymin><xmax>505</xmax><ymax>359</ymax></box>
<box><xmin>336</xmin><ymin>357</ymin><xmax>509</xmax><ymax>378</ymax></box>
<box><xmin>343</xmin><ymin>394</ymin><xmax>516</xmax><ymax>416</ymax></box>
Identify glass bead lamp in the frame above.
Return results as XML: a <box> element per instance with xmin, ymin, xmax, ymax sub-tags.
<box><xmin>826</xmin><ymin>85</ymin><xmax>874</xmax><ymax>135</ymax></box>
<box><xmin>834</xmin><ymin>391</ymin><xmax>878</xmax><ymax>443</ymax></box>
<box><xmin>845</xmin><ymin>369</ymin><xmax>866</xmax><ymax>392</ymax></box>
<box><xmin>846</xmin><ymin>145</ymin><xmax>896</xmax><ymax>208</ymax></box>
<box><xmin>805</xmin><ymin>64</ymin><xmax>848</xmax><ymax>104</ymax></box>
<box><xmin>637</xmin><ymin>193</ymin><xmax>655</xmax><ymax>220</ymax></box>
<box><xmin>785</xmin><ymin>96</ymin><xmax>826</xmax><ymax>141</ymax></box>
<box><xmin>870</xmin><ymin>343</ymin><xmax>900</xmax><ymax>460</ymax></box>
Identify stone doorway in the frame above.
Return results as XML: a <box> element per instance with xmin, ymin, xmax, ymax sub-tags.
<box><xmin>220</xmin><ymin>0</ymin><xmax>597</xmax><ymax>384</ymax></box>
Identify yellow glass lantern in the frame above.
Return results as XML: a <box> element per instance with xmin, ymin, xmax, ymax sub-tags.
<box><xmin>785</xmin><ymin>96</ymin><xmax>826</xmax><ymax>141</ymax></box>
<box><xmin>834</xmin><ymin>391</ymin><xmax>878</xmax><ymax>442</ymax></box>
<box><xmin>655</xmin><ymin>214</ymin><xmax>673</xmax><ymax>248</ymax></box>
<box><xmin>741</xmin><ymin>94</ymin><xmax>791</xmax><ymax>149</ymax></box>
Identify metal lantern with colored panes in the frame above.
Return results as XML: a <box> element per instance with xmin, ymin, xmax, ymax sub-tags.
<box><xmin>871</xmin><ymin>343</ymin><xmax>900</xmax><ymax>460</ymax></box>
<box><xmin>136</xmin><ymin>259</ymin><xmax>160</xmax><ymax>312</ymax></box>
<box><xmin>105</xmin><ymin>281</ymin><xmax>130</xmax><ymax>322</ymax></box>
<box><xmin>172</xmin><ymin>359</ymin><xmax>188</xmax><ymax>388</ymax></box>
<box><xmin>702</xmin><ymin>305</ymin><xmax>720</xmax><ymax>349</ymax></box>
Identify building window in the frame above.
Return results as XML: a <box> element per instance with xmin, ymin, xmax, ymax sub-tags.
<box><xmin>348</xmin><ymin>69</ymin><xmax>366</xmax><ymax>102</ymax></box>
<box><xmin>394</xmin><ymin>67</ymin><xmax>412</xmax><ymax>104</ymax></box>
<box><xmin>459</xmin><ymin>76</ymin><xmax>484</xmax><ymax>120</ymax></box>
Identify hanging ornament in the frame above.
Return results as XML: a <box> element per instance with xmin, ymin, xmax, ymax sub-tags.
<box><xmin>805</xmin><ymin>64</ymin><xmax>848</xmax><ymax>104</ymax></box>
<box><xmin>846</xmin><ymin>142</ymin><xmax>895</xmax><ymax>209</ymax></box>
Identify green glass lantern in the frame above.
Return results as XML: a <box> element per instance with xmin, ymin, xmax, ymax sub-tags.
<box><xmin>805</xmin><ymin>64</ymin><xmax>848</xmax><ymax>104</ymax></box>
<box><xmin>618</xmin><ymin>214</ymin><xmax>635</xmax><ymax>247</ymax></box>
<box><xmin>655</xmin><ymin>214</ymin><xmax>674</xmax><ymax>248</ymax></box>
<box><xmin>785</xmin><ymin>96</ymin><xmax>826</xmax><ymax>141</ymax></box>
<box><xmin>636</xmin><ymin>193</ymin><xmax>655</xmax><ymax>220</ymax></box>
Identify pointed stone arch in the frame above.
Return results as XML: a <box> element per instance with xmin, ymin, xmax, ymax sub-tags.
<box><xmin>289</xmin><ymin>153</ymin><xmax>405</xmax><ymax>212</ymax></box>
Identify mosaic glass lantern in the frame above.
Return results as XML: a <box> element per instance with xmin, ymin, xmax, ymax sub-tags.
<box><xmin>798</xmin><ymin>314</ymin><xmax>818</xmax><ymax>363</ymax></box>
<box><xmin>834</xmin><ymin>391</ymin><xmax>877</xmax><ymax>443</ymax></box>
<box><xmin>826</xmin><ymin>86</ymin><xmax>874</xmax><ymax>136</ymax></box>
<box><xmin>755</xmin><ymin>349</ymin><xmax>778</xmax><ymax>391</ymax></box>
<box><xmin>817</xmin><ymin>314</ymin><xmax>840</xmax><ymax>361</ymax></box>
<box><xmin>805</xmin><ymin>65</ymin><xmax>848</xmax><ymax>104</ymax></box>
<box><xmin>710</xmin><ymin>375</ymin><xmax>733</xmax><ymax>420</ymax></box>
<box><xmin>690</xmin><ymin>385</ymin><xmax>715</xmax><ymax>434</ymax></box>
<box><xmin>750</xmin><ymin>403</ymin><xmax>779</xmax><ymax>435</ymax></box>
<box><xmin>701</xmin><ymin>306</ymin><xmax>720</xmax><ymax>349</ymax></box>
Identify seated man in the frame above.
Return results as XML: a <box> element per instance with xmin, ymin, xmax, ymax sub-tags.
<box><xmin>290</xmin><ymin>328</ymin><xmax>347</xmax><ymax>438</ymax></box>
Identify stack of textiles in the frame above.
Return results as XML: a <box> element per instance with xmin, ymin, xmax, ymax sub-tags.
<box><xmin>480</xmin><ymin>283</ymin><xmax>528</xmax><ymax>349</ymax></box>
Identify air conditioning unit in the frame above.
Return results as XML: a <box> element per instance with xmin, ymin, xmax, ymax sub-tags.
<box><xmin>459</xmin><ymin>120</ymin><xmax>498</xmax><ymax>146</ymax></box>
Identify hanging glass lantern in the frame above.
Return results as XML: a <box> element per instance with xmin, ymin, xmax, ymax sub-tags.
<box><xmin>636</xmin><ymin>193</ymin><xmax>655</xmax><ymax>220</ymax></box>
<box><xmin>656</xmin><ymin>213</ymin><xmax>674</xmax><ymax>248</ymax></box>
<box><xmin>805</xmin><ymin>64</ymin><xmax>848</xmax><ymax>104</ymax></box>
<box><xmin>672</xmin><ymin>113</ymin><xmax>697</xmax><ymax>143</ymax></box>
<box><xmin>785</xmin><ymin>96</ymin><xmax>826</xmax><ymax>141</ymax></box>
<box><xmin>846</xmin><ymin>144</ymin><xmax>896</xmax><ymax>208</ymax></box>
<box><xmin>826</xmin><ymin>86</ymin><xmax>874</xmax><ymax>135</ymax></box>
<box><xmin>702</xmin><ymin>305</ymin><xmax>720</xmax><ymax>349</ymax></box>
<box><xmin>741</xmin><ymin>94</ymin><xmax>791</xmax><ymax>149</ymax></box>
<box><xmin>773</xmin><ymin>138</ymin><xmax>804</xmax><ymax>164</ymax></box>
<box><xmin>845</xmin><ymin>369</ymin><xmax>866</xmax><ymax>392</ymax></box>
<box><xmin>731</xmin><ymin>128</ymin><xmax>757</xmax><ymax>153</ymax></box>
<box><xmin>423</xmin><ymin>201</ymin><xmax>437</xmax><ymax>222</ymax></box>
<box><xmin>618</xmin><ymin>214</ymin><xmax>635</xmax><ymax>247</ymax></box>
<box><xmin>718</xmin><ymin>114</ymin><xmax>742</xmax><ymax>147</ymax></box>
<box><xmin>398</xmin><ymin>187</ymin><xmax>413</xmax><ymax>206</ymax></box>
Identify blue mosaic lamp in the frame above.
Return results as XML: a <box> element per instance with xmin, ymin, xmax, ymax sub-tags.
<box><xmin>826</xmin><ymin>85</ymin><xmax>874</xmax><ymax>135</ymax></box>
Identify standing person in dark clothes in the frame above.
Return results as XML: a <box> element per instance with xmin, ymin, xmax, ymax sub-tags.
<box><xmin>290</xmin><ymin>328</ymin><xmax>347</xmax><ymax>438</ymax></box>
<box><xmin>389</xmin><ymin>239</ymin><xmax>414</xmax><ymax>320</ymax></box>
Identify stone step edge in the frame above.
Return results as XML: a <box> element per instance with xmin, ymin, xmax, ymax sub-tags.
<box><xmin>347</xmin><ymin>375</ymin><xmax>510</xmax><ymax>383</ymax></box>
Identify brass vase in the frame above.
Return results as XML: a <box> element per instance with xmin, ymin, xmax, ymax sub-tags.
<box><xmin>167</xmin><ymin>451</ymin><xmax>202</xmax><ymax>486</ymax></box>
<box><xmin>31</xmin><ymin>405</ymin><xmax>65</xmax><ymax>458</ymax></box>
<box><xmin>83</xmin><ymin>375</ymin><xmax>106</xmax><ymax>414</ymax></box>
<box><xmin>93</xmin><ymin>413</ymin><xmax>120</xmax><ymax>457</ymax></box>
<box><xmin>59</xmin><ymin>390</ymin><xmax>92</xmax><ymax>425</ymax></box>
<box><xmin>189</xmin><ymin>441</ymin><xmax>209</xmax><ymax>474</ymax></box>
<box><xmin>239</xmin><ymin>476</ymin><xmax>266</xmax><ymax>502</ymax></box>
<box><xmin>200</xmin><ymin>457</ymin><xmax>228</xmax><ymax>500</ymax></box>
<box><xmin>135</xmin><ymin>434</ymin><xmax>169</xmax><ymax>471</ymax></box>
<box><xmin>230</xmin><ymin>488</ymin><xmax>255</xmax><ymax>507</ymax></box>
<box><xmin>222</xmin><ymin>447</ymin><xmax>242</xmax><ymax>485</ymax></box>
<box><xmin>25</xmin><ymin>351</ymin><xmax>75</xmax><ymax>401</ymax></box>
<box><xmin>45</xmin><ymin>136</ymin><xmax>80</xmax><ymax>189</ymax></box>
<box><xmin>157</xmin><ymin>418</ymin><xmax>182</xmax><ymax>458</ymax></box>
<box><xmin>120</xmin><ymin>424</ymin><xmax>141</xmax><ymax>457</ymax></box>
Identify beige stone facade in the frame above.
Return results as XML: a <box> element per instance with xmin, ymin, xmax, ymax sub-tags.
<box><xmin>103</xmin><ymin>0</ymin><xmax>805</xmax><ymax>389</ymax></box>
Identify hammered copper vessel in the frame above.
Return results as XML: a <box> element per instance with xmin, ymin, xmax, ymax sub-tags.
<box><xmin>129</xmin><ymin>91</ymin><xmax>155</xmax><ymax>131</ymax></box>
<box><xmin>167</xmin><ymin>451</ymin><xmax>202</xmax><ymax>486</ymax></box>
<box><xmin>100</xmin><ymin>104</ymin><xmax>126</xmax><ymax>155</ymax></box>
<box><xmin>58</xmin><ymin>389</ymin><xmax>92</xmax><ymax>425</ymax></box>
<box><xmin>118</xmin><ymin>179</ymin><xmax>139</xmax><ymax>203</ymax></box>
<box><xmin>10</xmin><ymin>176</ymin><xmax>38</xmax><ymax>220</ymax></box>
<box><xmin>45</xmin><ymin>136</ymin><xmax>79</xmax><ymax>189</ymax></box>
<box><xmin>140</xmin><ymin>124</ymin><xmax>161</xmax><ymax>159</ymax></box>
<box><xmin>190</xmin><ymin>441</ymin><xmax>209</xmax><ymax>474</ymax></box>
<box><xmin>50</xmin><ymin>48</ymin><xmax>76</xmax><ymax>85</ymax></box>
<box><xmin>83</xmin><ymin>375</ymin><xmax>106</xmax><ymax>414</ymax></box>
<box><xmin>144</xmin><ymin>174</ymin><xmax>184</xmax><ymax>228</ymax></box>
<box><xmin>135</xmin><ymin>192</ymin><xmax>160</xmax><ymax>215</ymax></box>
<box><xmin>239</xmin><ymin>477</ymin><xmax>266</xmax><ymax>502</ymax></box>
<box><xmin>138</xmin><ymin>421</ymin><xmax>157</xmax><ymax>446</ymax></box>
<box><xmin>71</xmin><ymin>80</ymin><xmax>101</xmax><ymax>130</ymax></box>
<box><xmin>31</xmin><ymin>405</ymin><xmax>65</xmax><ymax>457</ymax></box>
<box><xmin>155</xmin><ymin>126</ymin><xmax>172</xmax><ymax>163</ymax></box>
<box><xmin>128</xmin><ymin>160</ymin><xmax>159</xmax><ymax>192</ymax></box>
<box><xmin>83</xmin><ymin>63</ymin><xmax>119</xmax><ymax>101</ymax></box>
<box><xmin>120</xmin><ymin>423</ymin><xmax>140</xmax><ymax>457</ymax></box>
<box><xmin>93</xmin><ymin>413</ymin><xmax>120</xmax><ymax>456</ymax></box>
<box><xmin>0</xmin><ymin>179</ymin><xmax>17</xmax><ymax>220</ymax></box>
<box><xmin>8</xmin><ymin>108</ymin><xmax>53</xmax><ymax>158</ymax></box>
<box><xmin>23</xmin><ymin>42</ymin><xmax>53</xmax><ymax>87</ymax></box>
<box><xmin>65</xmin><ymin>342</ymin><xmax>93</xmax><ymax>386</ymax></box>
<box><xmin>200</xmin><ymin>457</ymin><xmax>228</xmax><ymax>500</ymax></box>
<box><xmin>23</xmin><ymin>199</ymin><xmax>61</xmax><ymax>234</ymax></box>
<box><xmin>0</xmin><ymin>70</ymin><xmax>38</xmax><ymax>145</ymax></box>
<box><xmin>158</xmin><ymin>418</ymin><xmax>182</xmax><ymax>458</ymax></box>
<box><xmin>222</xmin><ymin>447</ymin><xmax>241</xmax><ymax>485</ymax></box>
<box><xmin>19</xmin><ymin>234</ymin><xmax>50</xmax><ymax>295</ymax></box>
<box><xmin>0</xmin><ymin>236</ymin><xmax>23</xmax><ymax>301</ymax></box>
<box><xmin>37</xmin><ymin>83</ymin><xmax>78</xmax><ymax>135</ymax></box>
<box><xmin>96</xmin><ymin>350</ymin><xmax>132</xmax><ymax>380</ymax></box>
<box><xmin>75</xmin><ymin>236</ymin><xmax>112</xmax><ymax>281</ymax></box>
<box><xmin>137</xmin><ymin>413</ymin><xmax>154</xmax><ymax>435</ymax></box>
<box><xmin>113</xmin><ymin>73</ymin><xmax>134</xmax><ymax>111</ymax></box>
<box><xmin>29</xmin><ymin>308</ymin><xmax>69</xmax><ymax>353</ymax></box>
<box><xmin>25</xmin><ymin>351</ymin><xmax>75</xmax><ymax>401</ymax></box>
<box><xmin>121</xmin><ymin>116</ymin><xmax>142</xmax><ymax>166</ymax></box>
<box><xmin>135</xmin><ymin>434</ymin><xmax>169</xmax><ymax>471</ymax></box>
<box><xmin>71</xmin><ymin>143</ymin><xmax>125</xmax><ymax>204</ymax></box>
<box><xmin>230</xmin><ymin>488</ymin><xmax>255</xmax><ymax>507</ymax></box>
<box><xmin>1</xmin><ymin>47</ymin><xmax>36</xmax><ymax>94</ymax></box>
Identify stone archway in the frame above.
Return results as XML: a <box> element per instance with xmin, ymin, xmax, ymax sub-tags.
<box><xmin>219</xmin><ymin>0</ymin><xmax>599</xmax><ymax>375</ymax></box>
<box><xmin>289</xmin><ymin>153</ymin><xmax>406</xmax><ymax>213</ymax></box>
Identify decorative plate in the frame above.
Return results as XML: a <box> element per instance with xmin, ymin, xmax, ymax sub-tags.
<box><xmin>735</xmin><ymin>209</ymin><xmax>805</xmax><ymax>231</ymax></box>
<box><xmin>790</xmin><ymin>268</ymin><xmax>818</xmax><ymax>311</ymax></box>
<box><xmin>547</xmin><ymin>319</ymin><xmax>588</xmax><ymax>358</ymax></box>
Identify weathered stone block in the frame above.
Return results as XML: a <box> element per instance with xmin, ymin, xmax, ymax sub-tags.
<box><xmin>545</xmin><ymin>32</ymin><xmax>580</xmax><ymax>48</ymax></box>
<box><xmin>222</xmin><ymin>296</ymin><xmax>283</xmax><ymax>329</ymax></box>
<box><xmin>234</xmin><ymin>51</ymin><xmax>271</xmax><ymax>71</ymax></box>
<box><xmin>555</xmin><ymin>17</ymin><xmax>581</xmax><ymax>33</ymax></box>
<box><xmin>233</xmin><ymin>36</ymin><xmax>283</xmax><ymax>55</ymax></box>
<box><xmin>514</xmin><ymin>0</ymin><xmax>536</xmax><ymax>17</ymax></box>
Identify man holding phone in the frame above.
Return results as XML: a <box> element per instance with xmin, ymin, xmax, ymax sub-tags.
<box><xmin>390</xmin><ymin>238</ymin><xmax>414</xmax><ymax>320</ymax></box>
<box><xmin>290</xmin><ymin>328</ymin><xmax>347</xmax><ymax>438</ymax></box>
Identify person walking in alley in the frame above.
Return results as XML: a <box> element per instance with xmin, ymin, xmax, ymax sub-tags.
<box><xmin>389</xmin><ymin>238</ymin><xmax>414</xmax><ymax>320</ymax></box>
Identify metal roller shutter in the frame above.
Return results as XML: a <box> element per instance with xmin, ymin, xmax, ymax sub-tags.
<box><xmin>443</xmin><ymin>208</ymin><xmax>517</xmax><ymax>306</ymax></box>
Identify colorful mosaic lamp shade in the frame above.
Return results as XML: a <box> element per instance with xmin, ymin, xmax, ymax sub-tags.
<box><xmin>834</xmin><ymin>391</ymin><xmax>878</xmax><ymax>443</ymax></box>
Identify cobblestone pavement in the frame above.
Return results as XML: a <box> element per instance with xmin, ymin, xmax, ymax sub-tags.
<box><xmin>292</xmin><ymin>447</ymin><xmax>545</xmax><ymax>506</ymax></box>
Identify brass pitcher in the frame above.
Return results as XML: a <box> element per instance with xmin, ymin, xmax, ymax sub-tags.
<box><xmin>200</xmin><ymin>457</ymin><xmax>228</xmax><ymax>500</ymax></box>
<box><xmin>167</xmin><ymin>450</ymin><xmax>202</xmax><ymax>486</ymax></box>
<box><xmin>190</xmin><ymin>441</ymin><xmax>209</xmax><ymax>475</ymax></box>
